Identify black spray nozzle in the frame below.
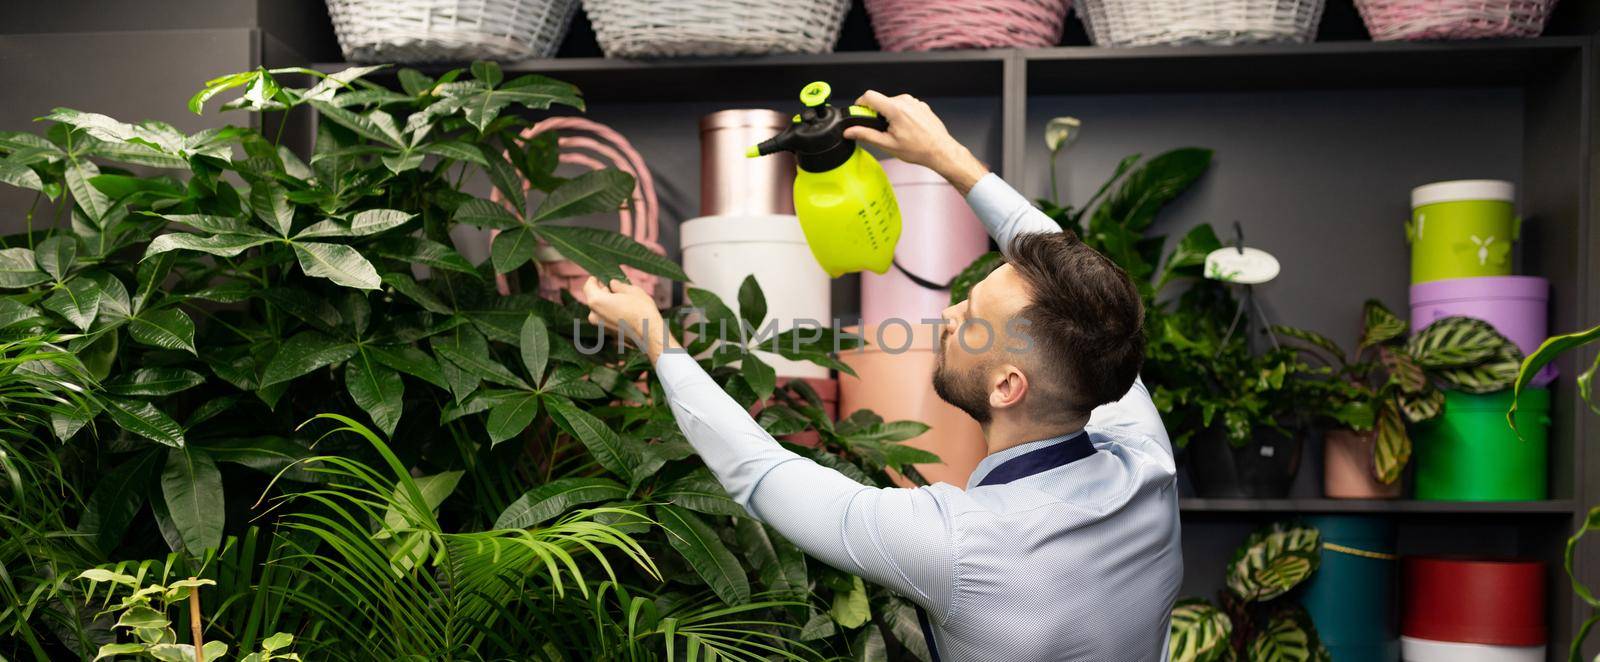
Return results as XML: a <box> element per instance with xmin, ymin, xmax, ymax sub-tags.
<box><xmin>749</xmin><ymin>82</ymin><xmax>889</xmax><ymax>172</ymax></box>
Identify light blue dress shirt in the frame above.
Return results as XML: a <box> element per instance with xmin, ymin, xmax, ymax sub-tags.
<box><xmin>654</xmin><ymin>173</ymin><xmax>1182</xmax><ymax>661</ymax></box>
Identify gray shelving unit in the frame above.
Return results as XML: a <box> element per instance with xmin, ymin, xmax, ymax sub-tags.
<box><xmin>317</xmin><ymin>36</ymin><xmax>1600</xmax><ymax>653</ymax></box>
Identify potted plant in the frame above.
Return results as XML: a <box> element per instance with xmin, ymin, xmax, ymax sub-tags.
<box><xmin>1276</xmin><ymin>300</ymin><xmax>1521</xmax><ymax>498</ymax></box>
<box><xmin>1168</xmin><ymin>521</ymin><xmax>1332</xmax><ymax>662</ymax></box>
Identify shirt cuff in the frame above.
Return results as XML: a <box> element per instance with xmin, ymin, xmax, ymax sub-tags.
<box><xmin>964</xmin><ymin>172</ymin><xmax>1034</xmax><ymax>234</ymax></box>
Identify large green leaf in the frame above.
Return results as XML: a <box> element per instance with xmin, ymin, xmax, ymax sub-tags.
<box><xmin>1225</xmin><ymin>522</ymin><xmax>1322</xmax><ymax>602</ymax></box>
<box><xmin>161</xmin><ymin>447</ymin><xmax>225</xmax><ymax>555</ymax></box>
<box><xmin>733</xmin><ymin>518</ymin><xmax>809</xmax><ymax>602</ymax></box>
<box><xmin>829</xmin><ymin>575</ymin><xmax>870</xmax><ymax>629</ymax></box>
<box><xmin>200</xmin><ymin>436</ymin><xmax>316</xmax><ymax>482</ymax></box>
<box><xmin>657</xmin><ymin>468</ymin><xmax>744</xmax><ymax>517</ymax></box>
<box><xmin>308</xmin><ymin>101</ymin><xmax>402</xmax><ymax>147</ymax></box>
<box><xmin>367</xmin><ymin>344</ymin><xmax>449</xmax><ymax>390</ymax></box>
<box><xmin>128</xmin><ymin>308</ymin><xmax>197</xmax><ymax>354</ymax></box>
<box><xmin>76</xmin><ymin>450</ymin><xmax>164</xmax><ymax>554</ymax></box>
<box><xmin>1407</xmin><ymin>316</ymin><xmax>1513</xmax><ymax>368</ymax></box>
<box><xmin>145</xmin><ymin>233</ymin><xmax>275</xmax><ymax>259</ymax></box>
<box><xmin>347</xmin><ymin>353</ymin><xmax>404</xmax><ymax>436</ymax></box>
<box><xmin>0</xmin><ymin>299</ymin><xmax>42</xmax><ymax>328</ymax></box>
<box><xmin>494</xmin><ymin>477</ymin><xmax>629</xmax><ymax>529</ymax></box>
<box><xmin>490</xmin><ymin>227</ymin><xmax>537</xmax><ymax>274</ymax></box>
<box><xmin>106</xmin><ymin>367</ymin><xmax>207</xmax><ymax>397</ymax></box>
<box><xmin>529</xmin><ymin>169</ymin><xmax>634</xmax><ymax>224</ymax></box>
<box><xmin>1273</xmin><ymin>325</ymin><xmax>1346</xmax><ymax>366</ymax></box>
<box><xmin>250</xmin><ymin>181</ymin><xmax>295</xmax><ymax>236</ymax></box>
<box><xmin>520</xmin><ymin>314</ymin><xmax>549</xmax><ymax>383</ymax></box>
<box><xmin>1096</xmin><ymin>147</ymin><xmax>1212</xmax><ymax>233</ymax></box>
<box><xmin>261</xmin><ymin>331</ymin><xmax>357</xmax><ymax>386</ymax></box>
<box><xmin>1512</xmin><ymin>322</ymin><xmax>1600</xmax><ymax>430</ymax></box>
<box><xmin>67</xmin><ymin>161</ymin><xmax>113</xmax><ymax>224</ymax></box>
<box><xmin>0</xmin><ymin>159</ymin><xmax>44</xmax><ymax>192</ymax></box>
<box><xmin>1431</xmin><ymin>344</ymin><xmax>1521</xmax><ymax>394</ymax></box>
<box><xmin>656</xmin><ymin>504</ymin><xmax>751</xmax><ymax>606</ymax></box>
<box><xmin>486</xmin><ymin>392</ymin><xmax>540</xmax><ymax>446</ymax></box>
<box><xmin>452</xmin><ymin>198</ymin><xmax>523</xmax><ymax>229</ymax></box>
<box><xmin>544</xmin><ymin>395</ymin><xmax>635</xmax><ymax>479</ymax></box>
<box><xmin>369</xmin><ymin>236</ymin><xmax>479</xmax><ymax>276</ymax></box>
<box><xmin>43</xmin><ymin>276</ymin><xmax>102</xmax><ymax>330</ymax></box>
<box><xmin>293</xmin><ymin>241</ymin><xmax>381</xmax><ymax>290</ymax></box>
<box><xmin>432</xmin><ymin>330</ymin><xmax>529</xmax><ymax>389</ymax></box>
<box><xmin>534</xmin><ymin>224</ymin><xmax>688</xmax><ymax>283</ymax></box>
<box><xmin>1169</xmin><ymin>599</ymin><xmax>1233</xmax><ymax>662</ymax></box>
<box><xmin>35</xmin><ymin>235</ymin><xmax>77</xmax><ymax>281</ymax></box>
<box><xmin>104</xmin><ymin>397</ymin><xmax>185</xmax><ymax>447</ymax></box>
<box><xmin>736</xmin><ymin>274</ymin><xmax>767</xmax><ymax>329</ymax></box>
<box><xmin>0</xmin><ymin>248</ymin><xmax>50</xmax><ymax>288</ymax></box>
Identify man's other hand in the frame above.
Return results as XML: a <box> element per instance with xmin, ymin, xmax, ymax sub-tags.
<box><xmin>582</xmin><ymin>277</ymin><xmax>673</xmax><ymax>360</ymax></box>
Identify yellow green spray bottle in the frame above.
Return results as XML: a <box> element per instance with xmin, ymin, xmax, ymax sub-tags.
<box><xmin>748</xmin><ymin>81</ymin><xmax>902</xmax><ymax>277</ymax></box>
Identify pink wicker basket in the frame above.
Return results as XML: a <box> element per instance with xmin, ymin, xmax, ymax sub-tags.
<box><xmin>489</xmin><ymin>117</ymin><xmax>670</xmax><ymax>307</ymax></box>
<box><xmin>864</xmin><ymin>0</ymin><xmax>1073</xmax><ymax>51</ymax></box>
<box><xmin>1354</xmin><ymin>0</ymin><xmax>1558</xmax><ymax>41</ymax></box>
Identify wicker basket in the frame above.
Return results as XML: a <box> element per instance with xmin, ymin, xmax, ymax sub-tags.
<box><xmin>580</xmin><ymin>0</ymin><xmax>850</xmax><ymax>58</ymax></box>
<box><xmin>489</xmin><ymin>117</ymin><xmax>671</xmax><ymax>308</ymax></box>
<box><xmin>865</xmin><ymin>0</ymin><xmax>1073</xmax><ymax>51</ymax></box>
<box><xmin>1077</xmin><ymin>0</ymin><xmax>1326</xmax><ymax>47</ymax></box>
<box><xmin>1354</xmin><ymin>0</ymin><xmax>1557</xmax><ymax>41</ymax></box>
<box><xmin>326</xmin><ymin>0</ymin><xmax>579</xmax><ymax>63</ymax></box>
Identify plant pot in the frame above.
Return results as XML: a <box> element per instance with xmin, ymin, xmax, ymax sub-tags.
<box><xmin>1323</xmin><ymin>429</ymin><xmax>1403</xmax><ymax>499</ymax></box>
<box><xmin>1409</xmin><ymin>275</ymin><xmax>1553</xmax><ymax>386</ymax></box>
<box><xmin>1186</xmin><ymin>425</ymin><xmax>1303</xmax><ymax>498</ymax></box>
<box><xmin>700</xmin><ymin>110</ymin><xmax>795</xmax><ymax>217</ymax></box>
<box><xmin>680</xmin><ymin>214</ymin><xmax>832</xmax><ymax>379</ymax></box>
<box><xmin>1413</xmin><ymin>389</ymin><xmax>1548</xmax><ymax>501</ymax></box>
<box><xmin>1406</xmin><ymin>180</ymin><xmax>1518</xmax><ymax>284</ymax></box>
<box><xmin>838</xmin><ymin>323</ymin><xmax>986</xmax><ymax>487</ymax></box>
<box><xmin>1301</xmin><ymin>516</ymin><xmax>1400</xmax><ymax>662</ymax></box>
<box><xmin>860</xmin><ymin>159</ymin><xmax>991</xmax><ymax>327</ymax></box>
<box><xmin>1401</xmin><ymin>557</ymin><xmax>1545</xmax><ymax>650</ymax></box>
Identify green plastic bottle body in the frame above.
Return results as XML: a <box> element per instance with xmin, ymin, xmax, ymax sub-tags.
<box><xmin>792</xmin><ymin>146</ymin><xmax>902</xmax><ymax>278</ymax></box>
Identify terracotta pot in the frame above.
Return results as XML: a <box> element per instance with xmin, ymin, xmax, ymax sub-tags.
<box><xmin>1324</xmin><ymin>428</ymin><xmax>1403</xmax><ymax>499</ymax></box>
<box><xmin>838</xmin><ymin>323</ymin><xmax>985</xmax><ymax>488</ymax></box>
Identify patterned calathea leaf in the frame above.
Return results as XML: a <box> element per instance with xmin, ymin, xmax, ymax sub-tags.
<box><xmin>1359</xmin><ymin>299</ymin><xmax>1407</xmax><ymax>349</ymax></box>
<box><xmin>1225</xmin><ymin>522</ymin><xmax>1322</xmax><ymax>602</ymax></box>
<box><xmin>1168</xmin><ymin>598</ymin><xmax>1233</xmax><ymax>662</ymax></box>
<box><xmin>1372</xmin><ymin>401</ymin><xmax>1410</xmax><ymax>484</ymax></box>
<box><xmin>1378</xmin><ymin>345</ymin><xmax>1426</xmax><ymax>394</ymax></box>
<box><xmin>1395</xmin><ymin>385</ymin><xmax>1444</xmax><ymax>424</ymax></box>
<box><xmin>1432</xmin><ymin>343</ymin><xmax>1522</xmax><ymax>395</ymax></box>
<box><xmin>1246</xmin><ymin>607</ymin><xmax>1332</xmax><ymax>662</ymax></box>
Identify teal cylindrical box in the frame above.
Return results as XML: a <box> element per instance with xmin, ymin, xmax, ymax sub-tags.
<box><xmin>1301</xmin><ymin>516</ymin><xmax>1399</xmax><ymax>662</ymax></box>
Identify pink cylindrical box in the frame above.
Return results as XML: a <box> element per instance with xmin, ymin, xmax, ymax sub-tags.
<box><xmin>860</xmin><ymin>159</ymin><xmax>991</xmax><ymax>327</ymax></box>
<box><xmin>1409</xmin><ymin>276</ymin><xmax>1552</xmax><ymax>386</ymax></box>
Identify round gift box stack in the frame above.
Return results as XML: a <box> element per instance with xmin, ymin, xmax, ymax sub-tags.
<box><xmin>1400</xmin><ymin>557</ymin><xmax>1545</xmax><ymax>661</ymax></box>
<box><xmin>1405</xmin><ymin>180</ymin><xmax>1548</xmax><ymax>501</ymax></box>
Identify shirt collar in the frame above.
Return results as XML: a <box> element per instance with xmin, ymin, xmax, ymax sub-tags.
<box><xmin>966</xmin><ymin>431</ymin><xmax>1095</xmax><ymax>489</ymax></box>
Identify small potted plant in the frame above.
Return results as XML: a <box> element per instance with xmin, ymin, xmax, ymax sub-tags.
<box><xmin>1168</xmin><ymin>521</ymin><xmax>1332</xmax><ymax>661</ymax></box>
<box><xmin>1276</xmin><ymin>300</ymin><xmax>1521</xmax><ymax>498</ymax></box>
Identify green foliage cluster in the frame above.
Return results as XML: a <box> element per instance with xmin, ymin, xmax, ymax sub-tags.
<box><xmin>0</xmin><ymin>64</ymin><xmax>938</xmax><ymax>660</ymax></box>
<box><xmin>1169</xmin><ymin>522</ymin><xmax>1331</xmax><ymax>662</ymax></box>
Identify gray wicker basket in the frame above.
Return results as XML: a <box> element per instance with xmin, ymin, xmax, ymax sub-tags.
<box><xmin>581</xmin><ymin>0</ymin><xmax>850</xmax><ymax>58</ymax></box>
<box><xmin>327</xmin><ymin>0</ymin><xmax>580</xmax><ymax>64</ymax></box>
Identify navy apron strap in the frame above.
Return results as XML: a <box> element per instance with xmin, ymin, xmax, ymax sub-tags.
<box><xmin>916</xmin><ymin>604</ymin><xmax>942</xmax><ymax>662</ymax></box>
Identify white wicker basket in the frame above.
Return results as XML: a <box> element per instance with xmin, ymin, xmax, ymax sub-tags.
<box><xmin>581</xmin><ymin>0</ymin><xmax>850</xmax><ymax>58</ymax></box>
<box><xmin>1077</xmin><ymin>0</ymin><xmax>1326</xmax><ymax>47</ymax></box>
<box><xmin>327</xmin><ymin>0</ymin><xmax>580</xmax><ymax>64</ymax></box>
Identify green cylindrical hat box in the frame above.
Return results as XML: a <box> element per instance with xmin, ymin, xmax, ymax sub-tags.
<box><xmin>1414</xmin><ymin>389</ymin><xmax>1549</xmax><ymax>501</ymax></box>
<box><xmin>1408</xmin><ymin>180</ymin><xmax>1519</xmax><ymax>284</ymax></box>
<box><xmin>1301</xmin><ymin>516</ymin><xmax>1399</xmax><ymax>662</ymax></box>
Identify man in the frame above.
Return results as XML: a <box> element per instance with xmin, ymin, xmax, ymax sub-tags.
<box><xmin>583</xmin><ymin>91</ymin><xmax>1181</xmax><ymax>662</ymax></box>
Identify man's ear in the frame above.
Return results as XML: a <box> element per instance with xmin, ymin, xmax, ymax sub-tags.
<box><xmin>989</xmin><ymin>364</ymin><xmax>1028</xmax><ymax>412</ymax></box>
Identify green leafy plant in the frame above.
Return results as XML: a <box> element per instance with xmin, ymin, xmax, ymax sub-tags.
<box><xmin>75</xmin><ymin>569</ymin><xmax>301</xmax><ymax>662</ymax></box>
<box><xmin>1276</xmin><ymin>300</ymin><xmax>1521</xmax><ymax>483</ymax></box>
<box><xmin>1506</xmin><ymin>323</ymin><xmax>1600</xmax><ymax>661</ymax></box>
<box><xmin>1169</xmin><ymin>522</ymin><xmax>1330</xmax><ymax>662</ymax></box>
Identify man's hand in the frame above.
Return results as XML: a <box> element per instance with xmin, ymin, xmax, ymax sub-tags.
<box><xmin>843</xmin><ymin>91</ymin><xmax>990</xmax><ymax>194</ymax></box>
<box><xmin>582</xmin><ymin>277</ymin><xmax>677</xmax><ymax>361</ymax></box>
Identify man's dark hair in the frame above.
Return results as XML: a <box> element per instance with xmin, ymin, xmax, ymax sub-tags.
<box><xmin>1006</xmin><ymin>231</ymin><xmax>1146</xmax><ymax>416</ymax></box>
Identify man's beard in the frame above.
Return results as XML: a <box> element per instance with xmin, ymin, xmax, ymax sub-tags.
<box><xmin>932</xmin><ymin>348</ymin><xmax>992</xmax><ymax>425</ymax></box>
